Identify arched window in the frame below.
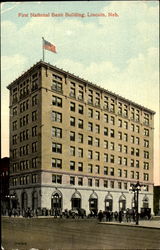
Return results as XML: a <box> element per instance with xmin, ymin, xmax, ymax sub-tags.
<box><xmin>143</xmin><ymin>196</ymin><xmax>149</xmax><ymax>208</ymax></box>
<box><xmin>21</xmin><ymin>192</ymin><xmax>28</xmax><ymax>210</ymax></box>
<box><xmin>32</xmin><ymin>191</ymin><xmax>38</xmax><ymax>210</ymax></box>
<box><xmin>119</xmin><ymin>194</ymin><xmax>126</xmax><ymax>211</ymax></box>
<box><xmin>71</xmin><ymin>191</ymin><xmax>81</xmax><ymax>210</ymax></box>
<box><xmin>105</xmin><ymin>193</ymin><xmax>113</xmax><ymax>211</ymax></box>
<box><xmin>89</xmin><ymin>192</ymin><xmax>98</xmax><ymax>214</ymax></box>
<box><xmin>51</xmin><ymin>191</ymin><xmax>62</xmax><ymax>210</ymax></box>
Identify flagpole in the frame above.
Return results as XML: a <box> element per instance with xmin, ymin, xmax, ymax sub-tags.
<box><xmin>42</xmin><ymin>37</ymin><xmax>45</xmax><ymax>61</ymax></box>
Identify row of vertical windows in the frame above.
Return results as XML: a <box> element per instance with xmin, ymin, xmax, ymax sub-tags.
<box><xmin>12</xmin><ymin>158</ymin><xmax>38</xmax><ymax>173</ymax></box>
<box><xmin>12</xmin><ymin>174</ymin><xmax>38</xmax><ymax>186</ymax></box>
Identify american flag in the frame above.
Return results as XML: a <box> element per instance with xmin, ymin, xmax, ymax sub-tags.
<box><xmin>43</xmin><ymin>39</ymin><xmax>57</xmax><ymax>53</ymax></box>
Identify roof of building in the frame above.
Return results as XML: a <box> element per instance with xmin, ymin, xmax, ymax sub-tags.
<box><xmin>7</xmin><ymin>60</ymin><xmax>156</xmax><ymax>114</ymax></box>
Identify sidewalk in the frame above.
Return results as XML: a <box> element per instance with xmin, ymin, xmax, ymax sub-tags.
<box><xmin>101</xmin><ymin>220</ymin><xmax>160</xmax><ymax>229</ymax></box>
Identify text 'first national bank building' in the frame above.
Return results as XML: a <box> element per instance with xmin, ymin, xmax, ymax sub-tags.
<box><xmin>7</xmin><ymin>61</ymin><xmax>155</xmax><ymax>214</ymax></box>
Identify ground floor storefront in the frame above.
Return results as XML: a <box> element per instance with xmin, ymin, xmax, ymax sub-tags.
<box><xmin>8</xmin><ymin>185</ymin><xmax>153</xmax><ymax>216</ymax></box>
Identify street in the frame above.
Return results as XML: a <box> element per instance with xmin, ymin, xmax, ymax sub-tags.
<box><xmin>1</xmin><ymin>217</ymin><xmax>160</xmax><ymax>250</ymax></box>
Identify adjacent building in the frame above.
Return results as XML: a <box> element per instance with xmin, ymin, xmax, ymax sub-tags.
<box><xmin>7</xmin><ymin>60</ymin><xmax>155</xmax><ymax>214</ymax></box>
<box><xmin>0</xmin><ymin>157</ymin><xmax>10</xmax><ymax>214</ymax></box>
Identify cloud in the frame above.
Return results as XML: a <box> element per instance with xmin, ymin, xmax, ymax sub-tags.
<box><xmin>1</xmin><ymin>2</ymin><xmax>22</xmax><ymax>14</ymax></box>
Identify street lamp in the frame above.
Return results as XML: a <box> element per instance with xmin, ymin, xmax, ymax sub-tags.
<box><xmin>129</xmin><ymin>181</ymin><xmax>142</xmax><ymax>225</ymax></box>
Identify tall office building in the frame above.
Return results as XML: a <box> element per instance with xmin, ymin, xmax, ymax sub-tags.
<box><xmin>7</xmin><ymin>61</ymin><xmax>155</xmax><ymax>214</ymax></box>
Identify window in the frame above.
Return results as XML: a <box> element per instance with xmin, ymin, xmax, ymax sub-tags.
<box><xmin>32</xmin><ymin>157</ymin><xmax>38</xmax><ymax>168</ymax></box>
<box><xmin>104</xmin><ymin>180</ymin><xmax>108</xmax><ymax>188</ymax></box>
<box><xmin>144</xmin><ymin>151</ymin><xmax>149</xmax><ymax>159</ymax></box>
<box><xmin>124</xmin><ymin>146</ymin><xmax>128</xmax><ymax>154</ymax></box>
<box><xmin>110</xmin><ymin>104</ymin><xmax>115</xmax><ymax>112</ymax></box>
<box><xmin>78</xmin><ymin>148</ymin><xmax>83</xmax><ymax>158</ymax></box>
<box><xmin>32</xmin><ymin>142</ymin><xmax>37</xmax><ymax>153</ymax></box>
<box><xmin>95</xmin><ymin>152</ymin><xmax>100</xmax><ymax>161</ymax></box>
<box><xmin>144</xmin><ymin>128</ymin><xmax>149</xmax><ymax>136</ymax></box>
<box><xmin>52</xmin><ymin>96</ymin><xmax>62</xmax><ymax>107</ymax></box>
<box><xmin>110</xmin><ymin>129</ymin><xmax>115</xmax><ymax>138</ymax></box>
<box><xmin>136</xmin><ymin>149</ymin><xmax>140</xmax><ymax>157</ymax></box>
<box><xmin>32</xmin><ymin>95</ymin><xmax>38</xmax><ymax>106</ymax></box>
<box><xmin>88</xmin><ymin>178</ymin><xmax>92</xmax><ymax>187</ymax></box>
<box><xmin>131</xmin><ymin>159</ymin><xmax>134</xmax><ymax>167</ymax></box>
<box><xmin>88</xmin><ymin>122</ymin><xmax>93</xmax><ymax>131</ymax></box>
<box><xmin>118</xmin><ymin>169</ymin><xmax>122</xmax><ymax>177</ymax></box>
<box><xmin>88</xmin><ymin>108</ymin><xmax>93</xmax><ymax>118</ymax></box>
<box><xmin>124</xmin><ymin>133</ymin><xmax>128</xmax><ymax>142</ymax></box>
<box><xmin>124</xmin><ymin>183</ymin><xmax>128</xmax><ymax>190</ymax></box>
<box><xmin>136</xmin><ymin>172</ymin><xmax>139</xmax><ymax>180</ymax></box>
<box><xmin>110</xmin><ymin>142</ymin><xmax>115</xmax><ymax>150</ymax></box>
<box><xmin>78</xmin><ymin>133</ymin><xmax>83</xmax><ymax>143</ymax></box>
<box><xmin>88</xmin><ymin>164</ymin><xmax>93</xmax><ymax>173</ymax></box>
<box><xmin>52</xmin><ymin>158</ymin><xmax>62</xmax><ymax>168</ymax></box>
<box><xmin>104</xmin><ymin>127</ymin><xmax>108</xmax><ymax>136</ymax></box>
<box><xmin>52</xmin><ymin>143</ymin><xmax>62</xmax><ymax>153</ymax></box>
<box><xmin>104</xmin><ymin>96</ymin><xmax>109</xmax><ymax>110</ymax></box>
<box><xmin>124</xmin><ymin>121</ymin><xmax>128</xmax><ymax>129</ymax></box>
<box><xmin>144</xmin><ymin>173</ymin><xmax>149</xmax><ymax>181</ymax></box>
<box><xmin>32</xmin><ymin>111</ymin><xmax>37</xmax><ymax>121</ymax></box>
<box><xmin>118</xmin><ymin>119</ymin><xmax>122</xmax><ymax>127</ymax></box>
<box><xmin>104</xmin><ymin>153</ymin><xmax>108</xmax><ymax>162</ymax></box>
<box><xmin>78</xmin><ymin>105</ymin><xmax>84</xmax><ymax>114</ymax></box>
<box><xmin>70</xmin><ymin>176</ymin><xmax>75</xmax><ymax>185</ymax></box>
<box><xmin>118</xmin><ymin>182</ymin><xmax>122</xmax><ymax>189</ymax></box>
<box><xmin>52</xmin><ymin>127</ymin><xmax>62</xmax><ymax>138</ymax></box>
<box><xmin>131</xmin><ymin>124</ymin><xmax>134</xmax><ymax>132</ymax></box>
<box><xmin>70</xmin><ymin>131</ymin><xmax>75</xmax><ymax>141</ymax></box>
<box><xmin>131</xmin><ymin>147</ymin><xmax>134</xmax><ymax>155</ymax></box>
<box><xmin>110</xmin><ymin>116</ymin><xmax>115</xmax><ymax>125</ymax></box>
<box><xmin>32</xmin><ymin>126</ymin><xmax>37</xmax><ymax>137</ymax></box>
<box><xmin>110</xmin><ymin>167</ymin><xmax>114</xmax><ymax>176</ymax></box>
<box><xmin>144</xmin><ymin>140</ymin><xmax>149</xmax><ymax>148</ymax></box>
<box><xmin>70</xmin><ymin>84</ymin><xmax>76</xmax><ymax>98</ymax></box>
<box><xmin>118</xmin><ymin>132</ymin><xmax>122</xmax><ymax>140</ymax></box>
<box><xmin>70</xmin><ymin>102</ymin><xmax>76</xmax><ymax>112</ymax></box>
<box><xmin>78</xmin><ymin>162</ymin><xmax>83</xmax><ymax>172</ymax></box>
<box><xmin>143</xmin><ymin>162</ymin><xmax>149</xmax><ymax>170</ymax></box>
<box><xmin>95</xmin><ymin>124</ymin><xmax>100</xmax><ymax>134</ymax></box>
<box><xmin>70</xmin><ymin>161</ymin><xmax>75</xmax><ymax>170</ymax></box>
<box><xmin>78</xmin><ymin>177</ymin><xmax>83</xmax><ymax>186</ymax></box>
<box><xmin>104</xmin><ymin>166</ymin><xmax>108</xmax><ymax>175</ymax></box>
<box><xmin>13</xmin><ymin>106</ymin><xmax>18</xmax><ymax>116</ymax></box>
<box><xmin>88</xmin><ymin>136</ymin><xmax>93</xmax><ymax>145</ymax></box>
<box><xmin>118</xmin><ymin>144</ymin><xmax>122</xmax><ymax>152</ymax></box>
<box><xmin>131</xmin><ymin>136</ymin><xmax>134</xmax><ymax>144</ymax></box>
<box><xmin>124</xmin><ymin>170</ymin><xmax>128</xmax><ymax>178</ymax></box>
<box><xmin>78</xmin><ymin>85</ymin><xmax>84</xmax><ymax>100</ymax></box>
<box><xmin>95</xmin><ymin>138</ymin><xmax>100</xmax><ymax>147</ymax></box>
<box><xmin>70</xmin><ymin>146</ymin><xmax>75</xmax><ymax>156</ymax></box>
<box><xmin>104</xmin><ymin>140</ymin><xmax>108</xmax><ymax>149</ymax></box>
<box><xmin>52</xmin><ymin>111</ymin><xmax>62</xmax><ymax>122</ymax></box>
<box><xmin>95</xmin><ymin>93</ymin><xmax>100</xmax><ymax>106</ymax></box>
<box><xmin>12</xmin><ymin>135</ymin><xmax>17</xmax><ymax>145</ymax></box>
<box><xmin>52</xmin><ymin>175</ymin><xmax>62</xmax><ymax>184</ymax></box>
<box><xmin>88</xmin><ymin>150</ymin><xmax>93</xmax><ymax>159</ymax></box>
<box><xmin>123</xmin><ymin>158</ymin><xmax>127</xmax><ymax>166</ymax></box>
<box><xmin>88</xmin><ymin>90</ymin><xmax>93</xmax><ymax>104</ymax></box>
<box><xmin>95</xmin><ymin>165</ymin><xmax>100</xmax><ymax>174</ymax></box>
<box><xmin>13</xmin><ymin>121</ymin><xmax>17</xmax><ymax>130</ymax></box>
<box><xmin>136</xmin><ymin>125</ymin><xmax>140</xmax><ymax>133</ymax></box>
<box><xmin>95</xmin><ymin>179</ymin><xmax>99</xmax><ymax>187</ymax></box>
<box><xmin>136</xmin><ymin>137</ymin><xmax>140</xmax><ymax>145</ymax></box>
<box><xmin>95</xmin><ymin>111</ymin><xmax>100</xmax><ymax>120</ymax></box>
<box><xmin>70</xmin><ymin>117</ymin><xmax>75</xmax><ymax>126</ymax></box>
<box><xmin>52</xmin><ymin>80</ymin><xmax>62</xmax><ymax>93</ymax></box>
<box><xmin>118</xmin><ymin>157</ymin><xmax>122</xmax><ymax>165</ymax></box>
<box><xmin>104</xmin><ymin>114</ymin><xmax>108</xmax><ymax>123</ymax></box>
<box><xmin>131</xmin><ymin>171</ymin><xmax>134</xmax><ymax>179</ymax></box>
<box><xmin>110</xmin><ymin>181</ymin><xmax>114</xmax><ymax>188</ymax></box>
<box><xmin>110</xmin><ymin>155</ymin><xmax>114</xmax><ymax>163</ymax></box>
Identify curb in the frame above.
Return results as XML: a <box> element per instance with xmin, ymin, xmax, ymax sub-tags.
<box><xmin>100</xmin><ymin>222</ymin><xmax>160</xmax><ymax>230</ymax></box>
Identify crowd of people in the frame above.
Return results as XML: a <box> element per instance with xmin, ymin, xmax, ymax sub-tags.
<box><xmin>97</xmin><ymin>209</ymin><xmax>139</xmax><ymax>223</ymax></box>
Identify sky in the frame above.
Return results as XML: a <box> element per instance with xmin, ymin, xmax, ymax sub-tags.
<box><xmin>1</xmin><ymin>1</ymin><xmax>159</xmax><ymax>184</ymax></box>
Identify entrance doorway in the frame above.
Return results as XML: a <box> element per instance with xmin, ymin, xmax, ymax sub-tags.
<box><xmin>21</xmin><ymin>192</ymin><xmax>28</xmax><ymax>210</ymax></box>
<box><xmin>71</xmin><ymin>192</ymin><xmax>81</xmax><ymax>209</ymax></box>
<box><xmin>119</xmin><ymin>195</ymin><xmax>126</xmax><ymax>211</ymax></box>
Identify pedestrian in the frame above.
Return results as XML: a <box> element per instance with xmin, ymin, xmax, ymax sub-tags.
<box><xmin>98</xmin><ymin>210</ymin><xmax>103</xmax><ymax>222</ymax></box>
<box><xmin>114</xmin><ymin>211</ymin><xmax>118</xmax><ymax>221</ymax></box>
<box><xmin>118</xmin><ymin>210</ymin><xmax>123</xmax><ymax>223</ymax></box>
